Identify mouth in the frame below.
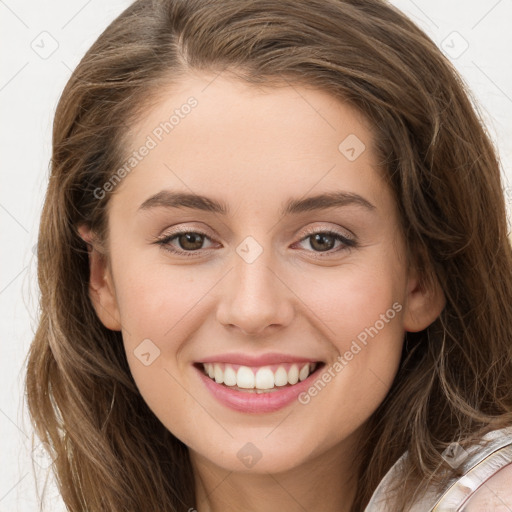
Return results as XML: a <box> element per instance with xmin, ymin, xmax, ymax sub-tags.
<box><xmin>194</xmin><ymin>361</ymin><xmax>325</xmax><ymax>394</ymax></box>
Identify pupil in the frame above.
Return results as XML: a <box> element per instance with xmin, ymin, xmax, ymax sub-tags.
<box><xmin>311</xmin><ymin>233</ymin><xmax>334</xmax><ymax>252</ymax></box>
<box><xmin>180</xmin><ymin>233</ymin><xmax>203</xmax><ymax>250</ymax></box>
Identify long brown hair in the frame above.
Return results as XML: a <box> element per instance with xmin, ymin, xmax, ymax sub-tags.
<box><xmin>26</xmin><ymin>0</ymin><xmax>512</xmax><ymax>510</ymax></box>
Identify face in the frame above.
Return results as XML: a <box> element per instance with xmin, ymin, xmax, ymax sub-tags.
<box><xmin>83</xmin><ymin>72</ymin><xmax>443</xmax><ymax>477</ymax></box>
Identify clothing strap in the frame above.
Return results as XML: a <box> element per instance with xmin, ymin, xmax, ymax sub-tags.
<box><xmin>364</xmin><ymin>426</ymin><xmax>512</xmax><ymax>511</ymax></box>
<box><xmin>432</xmin><ymin>427</ymin><xmax>512</xmax><ymax>511</ymax></box>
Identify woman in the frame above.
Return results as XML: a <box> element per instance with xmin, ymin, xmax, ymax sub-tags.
<box><xmin>26</xmin><ymin>0</ymin><xmax>512</xmax><ymax>510</ymax></box>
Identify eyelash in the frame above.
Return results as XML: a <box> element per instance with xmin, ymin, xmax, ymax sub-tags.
<box><xmin>154</xmin><ymin>226</ymin><xmax>357</xmax><ymax>258</ymax></box>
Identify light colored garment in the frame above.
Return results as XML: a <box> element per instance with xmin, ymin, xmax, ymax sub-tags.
<box><xmin>364</xmin><ymin>426</ymin><xmax>512</xmax><ymax>511</ymax></box>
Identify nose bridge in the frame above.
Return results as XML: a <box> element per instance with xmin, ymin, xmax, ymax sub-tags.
<box><xmin>216</xmin><ymin>235</ymin><xmax>294</xmax><ymax>335</ymax></box>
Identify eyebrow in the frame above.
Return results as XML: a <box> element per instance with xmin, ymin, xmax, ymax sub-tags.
<box><xmin>138</xmin><ymin>190</ymin><xmax>376</xmax><ymax>216</ymax></box>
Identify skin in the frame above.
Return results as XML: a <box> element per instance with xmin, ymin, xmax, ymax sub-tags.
<box><xmin>462</xmin><ymin>464</ymin><xmax>512</xmax><ymax>511</ymax></box>
<box><xmin>80</xmin><ymin>72</ymin><xmax>446</xmax><ymax>512</ymax></box>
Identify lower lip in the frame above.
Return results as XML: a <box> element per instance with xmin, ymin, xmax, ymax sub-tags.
<box><xmin>195</xmin><ymin>365</ymin><xmax>322</xmax><ymax>413</ymax></box>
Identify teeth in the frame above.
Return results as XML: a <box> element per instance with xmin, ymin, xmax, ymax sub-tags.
<box><xmin>223</xmin><ymin>365</ymin><xmax>237</xmax><ymax>386</ymax></box>
<box><xmin>237</xmin><ymin>366</ymin><xmax>255</xmax><ymax>389</ymax></box>
<box><xmin>299</xmin><ymin>364</ymin><xmax>310</xmax><ymax>381</ymax></box>
<box><xmin>202</xmin><ymin>362</ymin><xmax>317</xmax><ymax>390</ymax></box>
<box><xmin>288</xmin><ymin>365</ymin><xmax>299</xmax><ymax>385</ymax></box>
<box><xmin>274</xmin><ymin>366</ymin><xmax>288</xmax><ymax>387</ymax></box>
<box><xmin>214</xmin><ymin>364</ymin><xmax>223</xmax><ymax>384</ymax></box>
<box><xmin>255</xmin><ymin>367</ymin><xmax>274</xmax><ymax>389</ymax></box>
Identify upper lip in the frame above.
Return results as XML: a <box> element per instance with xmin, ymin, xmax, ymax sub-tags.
<box><xmin>197</xmin><ymin>353</ymin><xmax>322</xmax><ymax>366</ymax></box>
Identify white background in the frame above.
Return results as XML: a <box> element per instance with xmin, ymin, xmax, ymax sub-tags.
<box><xmin>1</xmin><ymin>0</ymin><xmax>511</xmax><ymax>509</ymax></box>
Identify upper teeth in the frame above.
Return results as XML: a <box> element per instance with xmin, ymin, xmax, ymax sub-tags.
<box><xmin>202</xmin><ymin>362</ymin><xmax>317</xmax><ymax>390</ymax></box>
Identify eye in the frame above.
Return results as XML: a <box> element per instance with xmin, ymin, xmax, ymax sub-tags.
<box><xmin>153</xmin><ymin>226</ymin><xmax>357</xmax><ymax>258</ymax></box>
<box><xmin>293</xmin><ymin>228</ymin><xmax>356</xmax><ymax>255</ymax></box>
<box><xmin>155</xmin><ymin>229</ymin><xmax>217</xmax><ymax>257</ymax></box>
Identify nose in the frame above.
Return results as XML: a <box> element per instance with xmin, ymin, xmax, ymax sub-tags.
<box><xmin>216</xmin><ymin>246</ymin><xmax>294</xmax><ymax>336</ymax></box>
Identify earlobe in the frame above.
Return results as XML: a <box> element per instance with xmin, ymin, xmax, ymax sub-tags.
<box><xmin>77</xmin><ymin>224</ymin><xmax>122</xmax><ymax>331</ymax></box>
<box><xmin>402</xmin><ymin>269</ymin><xmax>446</xmax><ymax>333</ymax></box>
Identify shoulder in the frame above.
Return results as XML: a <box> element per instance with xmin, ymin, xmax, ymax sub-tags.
<box><xmin>462</xmin><ymin>463</ymin><xmax>512</xmax><ymax>511</ymax></box>
<box><xmin>365</xmin><ymin>427</ymin><xmax>512</xmax><ymax>512</ymax></box>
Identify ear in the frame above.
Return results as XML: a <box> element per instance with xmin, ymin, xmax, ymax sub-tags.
<box><xmin>77</xmin><ymin>224</ymin><xmax>122</xmax><ymax>331</ymax></box>
<box><xmin>402</xmin><ymin>266</ymin><xmax>445</xmax><ymax>333</ymax></box>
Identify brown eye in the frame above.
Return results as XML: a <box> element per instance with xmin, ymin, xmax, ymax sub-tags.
<box><xmin>294</xmin><ymin>229</ymin><xmax>356</xmax><ymax>255</ymax></box>
<box><xmin>308</xmin><ymin>233</ymin><xmax>337</xmax><ymax>252</ymax></box>
<box><xmin>155</xmin><ymin>230</ymin><xmax>217</xmax><ymax>257</ymax></box>
<box><xmin>176</xmin><ymin>232</ymin><xmax>205</xmax><ymax>251</ymax></box>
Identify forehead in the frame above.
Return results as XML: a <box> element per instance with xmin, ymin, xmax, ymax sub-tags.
<box><xmin>128</xmin><ymin>72</ymin><xmax>376</xmax><ymax>156</ymax></box>
<box><xmin>110</xmin><ymin>72</ymin><xmax>391</xmax><ymax>219</ymax></box>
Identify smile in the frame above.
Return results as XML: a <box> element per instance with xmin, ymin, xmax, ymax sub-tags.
<box><xmin>194</xmin><ymin>357</ymin><xmax>325</xmax><ymax>413</ymax></box>
<box><xmin>200</xmin><ymin>362</ymin><xmax>318</xmax><ymax>392</ymax></box>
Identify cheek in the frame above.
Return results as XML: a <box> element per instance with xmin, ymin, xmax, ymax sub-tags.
<box><xmin>110</xmin><ymin>256</ymin><xmax>205</xmax><ymax>400</ymax></box>
<box><xmin>114</xmin><ymin>257</ymin><xmax>210</xmax><ymax>345</ymax></box>
<box><xmin>114</xmin><ymin>265</ymin><xmax>208</xmax><ymax>446</ymax></box>
<box><xmin>294</xmin><ymin>258</ymin><xmax>404</xmax><ymax>346</ymax></box>
<box><xmin>296</xmin><ymin>309</ymin><xmax>404</xmax><ymax>457</ymax></box>
<box><xmin>292</xmin><ymin>262</ymin><xmax>405</xmax><ymax>423</ymax></box>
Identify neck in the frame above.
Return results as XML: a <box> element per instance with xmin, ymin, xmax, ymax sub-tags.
<box><xmin>190</xmin><ymin>434</ymin><xmax>361</xmax><ymax>512</ymax></box>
